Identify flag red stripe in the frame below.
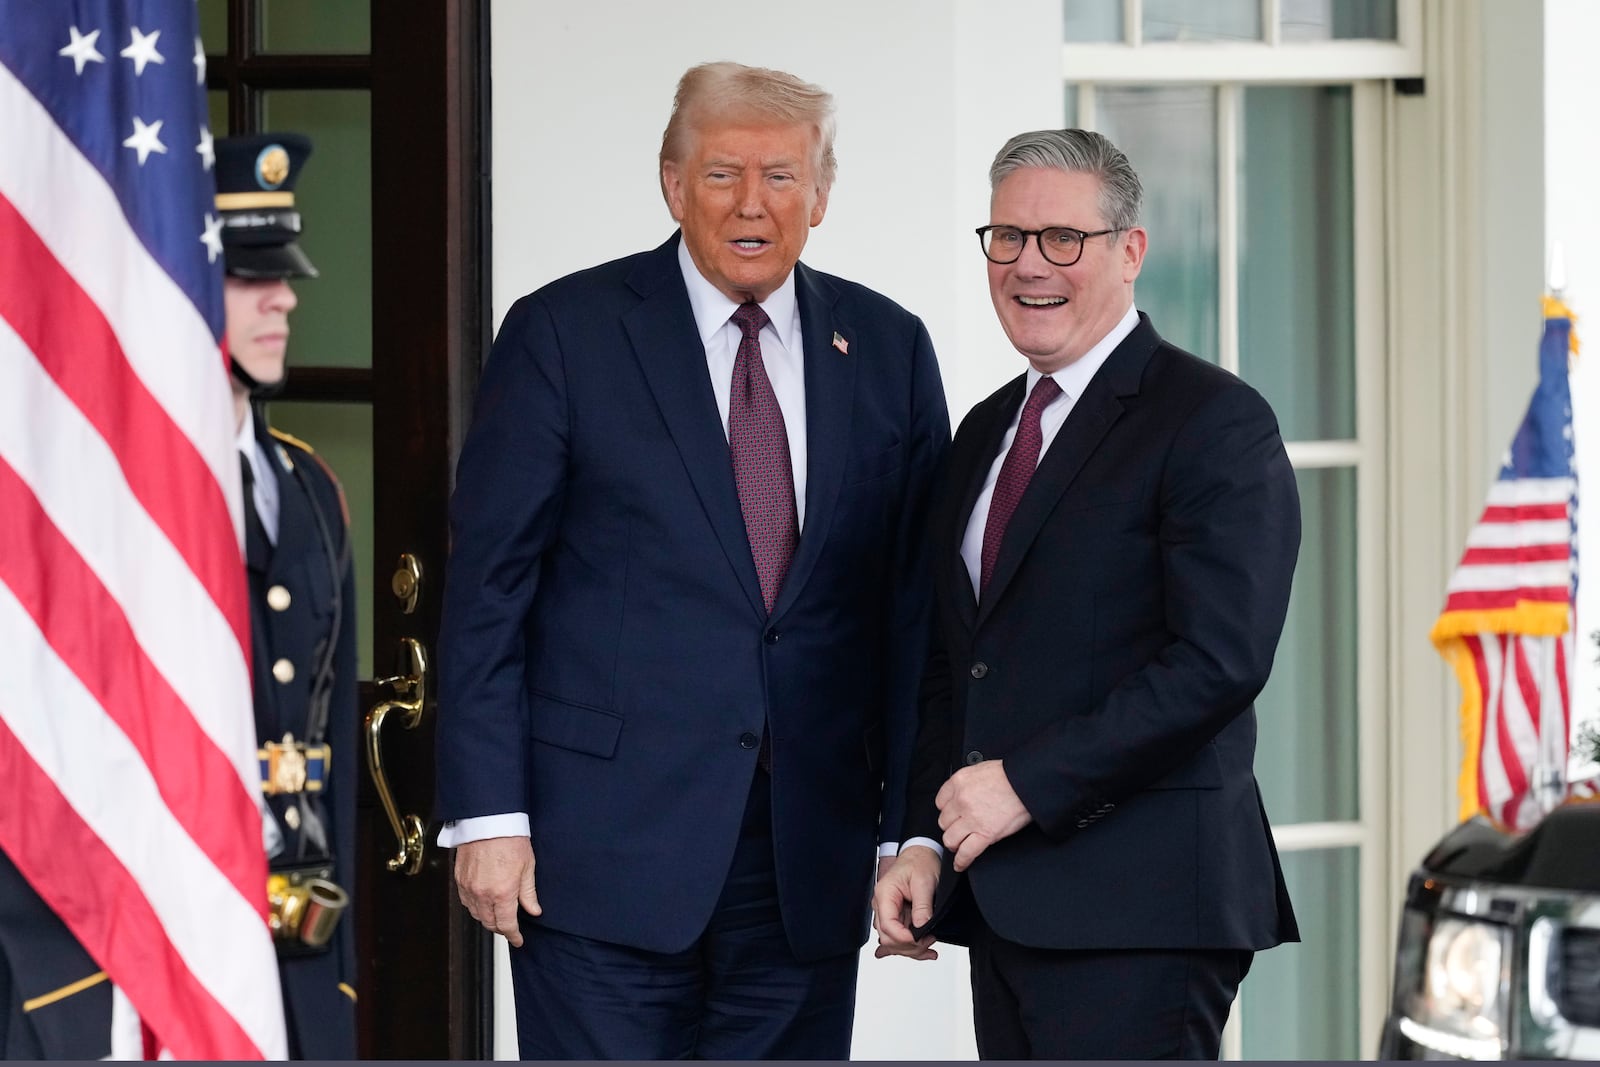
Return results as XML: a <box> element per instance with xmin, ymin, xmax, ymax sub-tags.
<box><xmin>1480</xmin><ymin>503</ymin><xmax>1570</xmax><ymax>522</ymax></box>
<box><xmin>1556</xmin><ymin>637</ymin><xmax>1571</xmax><ymax>753</ymax></box>
<box><xmin>1460</xmin><ymin>544</ymin><xmax>1572</xmax><ymax>565</ymax></box>
<box><xmin>0</xmin><ymin>459</ymin><xmax>264</xmax><ymax>910</ymax></box>
<box><xmin>0</xmin><ymin>193</ymin><xmax>247</xmax><ymax>654</ymax></box>
<box><xmin>1443</xmin><ymin>587</ymin><xmax>1570</xmax><ymax>610</ymax></box>
<box><xmin>0</xmin><ymin>721</ymin><xmax>264</xmax><ymax>1060</ymax></box>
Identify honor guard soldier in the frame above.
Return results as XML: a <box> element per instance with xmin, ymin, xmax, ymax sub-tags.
<box><xmin>219</xmin><ymin>132</ymin><xmax>359</xmax><ymax>1059</ymax></box>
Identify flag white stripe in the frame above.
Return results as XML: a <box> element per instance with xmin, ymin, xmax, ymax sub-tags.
<box><xmin>1446</xmin><ymin>561</ymin><xmax>1573</xmax><ymax>592</ymax></box>
<box><xmin>1484</xmin><ymin>477</ymin><xmax>1576</xmax><ymax>506</ymax></box>
<box><xmin>1477</xmin><ymin>637</ymin><xmax>1515</xmax><ymax>821</ymax></box>
<box><xmin>0</xmin><ymin>584</ymin><xmax>285</xmax><ymax>1059</ymax></box>
<box><xmin>1499</xmin><ymin>638</ymin><xmax>1543</xmax><ymax>780</ymax></box>
<box><xmin>0</xmin><ymin>322</ymin><xmax>256</xmax><ymax>800</ymax></box>
<box><xmin>1464</xmin><ymin>520</ymin><xmax>1573</xmax><ymax>549</ymax></box>
<box><xmin>0</xmin><ymin>62</ymin><xmax>241</xmax><ymax>513</ymax></box>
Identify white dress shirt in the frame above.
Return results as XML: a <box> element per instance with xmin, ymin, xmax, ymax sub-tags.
<box><xmin>236</xmin><ymin>412</ymin><xmax>279</xmax><ymax>545</ymax></box>
<box><xmin>902</xmin><ymin>303</ymin><xmax>1139</xmax><ymax>862</ymax></box>
<box><xmin>438</xmin><ymin>245</ymin><xmax>812</xmax><ymax>849</ymax></box>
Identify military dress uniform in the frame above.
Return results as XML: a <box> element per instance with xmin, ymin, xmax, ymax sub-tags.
<box><xmin>0</xmin><ymin>851</ymin><xmax>115</xmax><ymax>1058</ymax></box>
<box><xmin>245</xmin><ymin>417</ymin><xmax>358</xmax><ymax>1060</ymax></box>
<box><xmin>219</xmin><ymin>131</ymin><xmax>359</xmax><ymax>1059</ymax></box>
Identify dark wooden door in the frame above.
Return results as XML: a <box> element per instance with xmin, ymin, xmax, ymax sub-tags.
<box><xmin>200</xmin><ymin>0</ymin><xmax>492</xmax><ymax>1056</ymax></box>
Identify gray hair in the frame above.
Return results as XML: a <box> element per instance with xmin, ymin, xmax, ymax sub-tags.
<box><xmin>989</xmin><ymin>129</ymin><xmax>1142</xmax><ymax>232</ymax></box>
<box><xmin>659</xmin><ymin>62</ymin><xmax>838</xmax><ymax>204</ymax></box>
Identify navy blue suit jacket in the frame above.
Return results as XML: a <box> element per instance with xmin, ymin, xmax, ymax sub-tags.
<box><xmin>908</xmin><ymin>314</ymin><xmax>1301</xmax><ymax>952</ymax></box>
<box><xmin>437</xmin><ymin>234</ymin><xmax>949</xmax><ymax>962</ymax></box>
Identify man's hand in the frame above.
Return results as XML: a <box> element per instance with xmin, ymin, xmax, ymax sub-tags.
<box><xmin>872</xmin><ymin>845</ymin><xmax>941</xmax><ymax>961</ymax></box>
<box><xmin>454</xmin><ymin>836</ymin><xmax>540</xmax><ymax>948</ymax></box>
<box><xmin>936</xmin><ymin>760</ymin><xmax>1032</xmax><ymax>872</ymax></box>
<box><xmin>877</xmin><ymin>855</ymin><xmax>897</xmax><ymax>883</ymax></box>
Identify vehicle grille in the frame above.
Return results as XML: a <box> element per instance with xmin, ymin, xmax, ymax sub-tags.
<box><xmin>1557</xmin><ymin>928</ymin><xmax>1600</xmax><ymax>1027</ymax></box>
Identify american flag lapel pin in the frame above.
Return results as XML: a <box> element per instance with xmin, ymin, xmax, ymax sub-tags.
<box><xmin>832</xmin><ymin>331</ymin><xmax>849</xmax><ymax>355</ymax></box>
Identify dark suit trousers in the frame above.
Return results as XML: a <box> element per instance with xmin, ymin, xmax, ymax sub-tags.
<box><xmin>509</xmin><ymin>770</ymin><xmax>858</xmax><ymax>1059</ymax></box>
<box><xmin>970</xmin><ymin>921</ymin><xmax>1252</xmax><ymax>1060</ymax></box>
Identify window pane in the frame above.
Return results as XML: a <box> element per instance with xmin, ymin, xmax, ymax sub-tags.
<box><xmin>265</xmin><ymin>402</ymin><xmax>372</xmax><ymax>679</ymax></box>
<box><xmin>259</xmin><ymin>0</ymin><xmax>370</xmax><ymax>54</ymax></box>
<box><xmin>1064</xmin><ymin>0</ymin><xmax>1123</xmax><ymax>42</ymax></box>
<box><xmin>1096</xmin><ymin>87</ymin><xmax>1217</xmax><ymax>364</ymax></box>
<box><xmin>197</xmin><ymin>0</ymin><xmax>227</xmax><ymax>55</ymax></box>
<box><xmin>1240</xmin><ymin>848</ymin><xmax>1361</xmax><ymax>1059</ymax></box>
<box><xmin>1237</xmin><ymin>86</ymin><xmax>1355</xmax><ymax>441</ymax></box>
<box><xmin>260</xmin><ymin>91</ymin><xmax>371</xmax><ymax>370</ymax></box>
<box><xmin>1254</xmin><ymin>467</ymin><xmax>1358</xmax><ymax>824</ymax></box>
<box><xmin>207</xmin><ymin>91</ymin><xmax>228</xmax><ymax>137</ymax></box>
<box><xmin>1143</xmin><ymin>0</ymin><xmax>1260</xmax><ymax>42</ymax></box>
<box><xmin>1281</xmin><ymin>0</ymin><xmax>1397</xmax><ymax>41</ymax></box>
<box><xmin>1065</xmin><ymin>85</ymin><xmax>1080</xmax><ymax>126</ymax></box>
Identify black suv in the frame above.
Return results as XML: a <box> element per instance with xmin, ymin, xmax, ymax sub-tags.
<box><xmin>1380</xmin><ymin>800</ymin><xmax>1600</xmax><ymax>1059</ymax></box>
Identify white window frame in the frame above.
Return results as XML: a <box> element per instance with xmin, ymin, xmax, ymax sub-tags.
<box><xmin>1064</xmin><ymin>0</ymin><xmax>1423</xmax><ymax>81</ymax></box>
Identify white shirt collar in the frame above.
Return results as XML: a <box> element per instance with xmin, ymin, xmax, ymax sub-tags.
<box><xmin>676</xmin><ymin>235</ymin><xmax>801</xmax><ymax>354</ymax></box>
<box><xmin>1025</xmin><ymin>303</ymin><xmax>1140</xmax><ymax>398</ymax></box>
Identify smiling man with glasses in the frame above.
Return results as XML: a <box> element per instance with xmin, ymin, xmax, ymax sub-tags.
<box><xmin>874</xmin><ymin>128</ymin><xmax>1303</xmax><ymax>1060</ymax></box>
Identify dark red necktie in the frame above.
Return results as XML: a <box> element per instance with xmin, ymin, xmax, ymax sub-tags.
<box><xmin>728</xmin><ymin>303</ymin><xmax>797</xmax><ymax>615</ymax></box>
<box><xmin>980</xmin><ymin>375</ymin><xmax>1061</xmax><ymax>594</ymax></box>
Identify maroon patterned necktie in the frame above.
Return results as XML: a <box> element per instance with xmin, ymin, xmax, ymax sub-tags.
<box><xmin>980</xmin><ymin>375</ymin><xmax>1062</xmax><ymax>594</ymax></box>
<box><xmin>728</xmin><ymin>303</ymin><xmax>797</xmax><ymax>615</ymax></box>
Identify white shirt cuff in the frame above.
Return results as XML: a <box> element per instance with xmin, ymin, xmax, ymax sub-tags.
<box><xmin>437</xmin><ymin>812</ymin><xmax>530</xmax><ymax>847</ymax></box>
<box><xmin>878</xmin><ymin>841</ymin><xmax>900</xmax><ymax>858</ymax></box>
<box><xmin>901</xmin><ymin>836</ymin><xmax>945</xmax><ymax>858</ymax></box>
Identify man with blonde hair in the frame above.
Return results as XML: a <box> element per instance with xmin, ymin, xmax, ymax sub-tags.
<box><xmin>436</xmin><ymin>61</ymin><xmax>949</xmax><ymax>1058</ymax></box>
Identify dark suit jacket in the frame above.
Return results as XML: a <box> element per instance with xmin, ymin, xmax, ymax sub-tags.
<box><xmin>246</xmin><ymin>423</ymin><xmax>357</xmax><ymax>1059</ymax></box>
<box><xmin>437</xmin><ymin>233</ymin><xmax>949</xmax><ymax>962</ymax></box>
<box><xmin>908</xmin><ymin>314</ymin><xmax>1300</xmax><ymax>952</ymax></box>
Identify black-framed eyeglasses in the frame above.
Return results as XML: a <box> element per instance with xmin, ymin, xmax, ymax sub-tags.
<box><xmin>975</xmin><ymin>225</ymin><xmax>1120</xmax><ymax>267</ymax></box>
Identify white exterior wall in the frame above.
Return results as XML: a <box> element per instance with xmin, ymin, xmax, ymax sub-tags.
<box><xmin>1547</xmin><ymin>0</ymin><xmax>1600</xmax><ymax>777</ymax></box>
<box><xmin>488</xmin><ymin>1</ymin><xmax>1064</xmax><ymax>1058</ymax></box>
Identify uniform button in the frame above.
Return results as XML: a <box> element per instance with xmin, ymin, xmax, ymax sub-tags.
<box><xmin>266</xmin><ymin>585</ymin><xmax>292</xmax><ymax>612</ymax></box>
<box><xmin>965</xmin><ymin>750</ymin><xmax>984</xmax><ymax>766</ymax></box>
<box><xmin>739</xmin><ymin>732</ymin><xmax>759</xmax><ymax>750</ymax></box>
<box><xmin>272</xmin><ymin>658</ymin><xmax>295</xmax><ymax>684</ymax></box>
<box><xmin>764</xmin><ymin>629</ymin><xmax>780</xmax><ymax>645</ymax></box>
<box><xmin>970</xmin><ymin>662</ymin><xmax>989</xmax><ymax>679</ymax></box>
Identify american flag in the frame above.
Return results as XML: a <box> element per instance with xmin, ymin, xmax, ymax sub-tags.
<box><xmin>1432</xmin><ymin>297</ymin><xmax>1579</xmax><ymax>831</ymax></box>
<box><xmin>0</xmin><ymin>0</ymin><xmax>286</xmax><ymax>1058</ymax></box>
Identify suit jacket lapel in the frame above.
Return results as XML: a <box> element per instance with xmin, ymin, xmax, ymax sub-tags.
<box><xmin>949</xmin><ymin>376</ymin><xmax>1026</xmax><ymax>633</ymax></box>
<box><xmin>623</xmin><ymin>235</ymin><xmax>767</xmax><ymax>619</ymax></box>
<box><xmin>770</xmin><ymin>262</ymin><xmax>854</xmax><ymax>620</ymax></box>
<box><xmin>975</xmin><ymin>317</ymin><xmax>1159</xmax><ymax>628</ymax></box>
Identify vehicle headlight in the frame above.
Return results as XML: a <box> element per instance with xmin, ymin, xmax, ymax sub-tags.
<box><xmin>1397</xmin><ymin>917</ymin><xmax>1511</xmax><ymax>1059</ymax></box>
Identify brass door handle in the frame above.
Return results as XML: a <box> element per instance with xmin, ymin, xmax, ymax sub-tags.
<box><xmin>366</xmin><ymin>637</ymin><xmax>428</xmax><ymax>875</ymax></box>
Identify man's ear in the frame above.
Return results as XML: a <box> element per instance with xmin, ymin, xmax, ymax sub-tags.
<box><xmin>1122</xmin><ymin>226</ymin><xmax>1148</xmax><ymax>283</ymax></box>
<box><xmin>809</xmin><ymin>183</ymin><xmax>830</xmax><ymax>228</ymax></box>
<box><xmin>662</xmin><ymin>161</ymin><xmax>686</xmax><ymax>222</ymax></box>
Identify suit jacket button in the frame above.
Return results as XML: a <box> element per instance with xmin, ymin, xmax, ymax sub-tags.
<box><xmin>739</xmin><ymin>732</ymin><xmax>759</xmax><ymax>750</ymax></box>
<box><xmin>965</xmin><ymin>750</ymin><xmax>983</xmax><ymax>766</ymax></box>
<box><xmin>764</xmin><ymin>629</ymin><xmax>780</xmax><ymax>645</ymax></box>
<box><xmin>272</xmin><ymin>658</ymin><xmax>295</xmax><ymax>684</ymax></box>
<box><xmin>969</xmin><ymin>662</ymin><xmax>989</xmax><ymax>679</ymax></box>
<box><xmin>1076</xmin><ymin>817</ymin><xmax>1091</xmax><ymax>829</ymax></box>
<box><xmin>266</xmin><ymin>585</ymin><xmax>292</xmax><ymax>611</ymax></box>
